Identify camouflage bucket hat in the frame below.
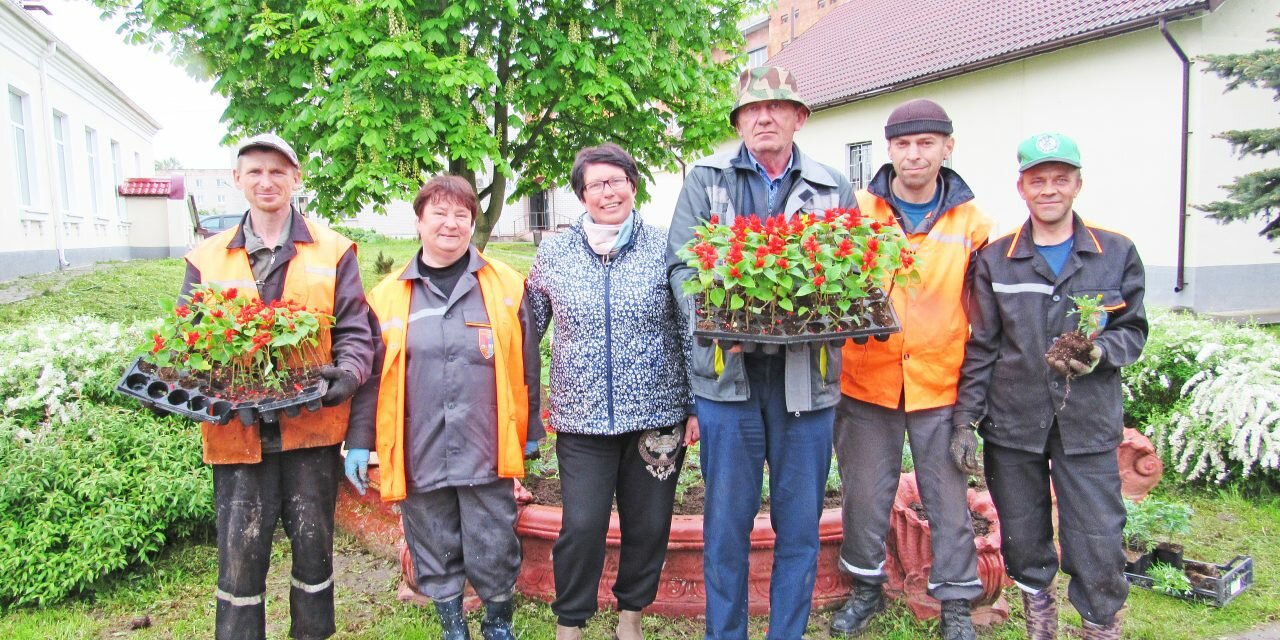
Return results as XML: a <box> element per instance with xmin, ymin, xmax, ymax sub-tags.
<box><xmin>729</xmin><ymin>66</ymin><xmax>811</xmax><ymax>126</ymax></box>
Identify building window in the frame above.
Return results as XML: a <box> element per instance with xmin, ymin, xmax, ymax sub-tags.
<box><xmin>9</xmin><ymin>89</ymin><xmax>37</xmax><ymax>208</ymax></box>
<box><xmin>780</xmin><ymin>12</ymin><xmax>788</xmax><ymax>23</ymax></box>
<box><xmin>747</xmin><ymin>46</ymin><xmax>767</xmax><ymax>69</ymax></box>
<box><xmin>52</xmin><ymin>111</ymin><xmax>73</xmax><ymax>212</ymax></box>
<box><xmin>217</xmin><ymin>194</ymin><xmax>226</xmax><ymax>204</ymax></box>
<box><xmin>133</xmin><ymin>151</ymin><xmax>141</xmax><ymax>176</ymax></box>
<box><xmin>847</xmin><ymin>141</ymin><xmax>873</xmax><ymax>191</ymax></box>
<box><xmin>196</xmin><ymin>178</ymin><xmax>204</xmax><ymax>188</ymax></box>
<box><xmin>818</xmin><ymin>0</ymin><xmax>825</xmax><ymax>6</ymax></box>
<box><xmin>111</xmin><ymin>140</ymin><xmax>126</xmax><ymax>219</ymax></box>
<box><xmin>85</xmin><ymin>127</ymin><xmax>101</xmax><ymax>217</ymax></box>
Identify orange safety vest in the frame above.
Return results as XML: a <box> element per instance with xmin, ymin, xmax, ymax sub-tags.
<box><xmin>841</xmin><ymin>191</ymin><xmax>993</xmax><ymax>411</ymax></box>
<box><xmin>365</xmin><ymin>253</ymin><xmax>530</xmax><ymax>503</ymax></box>
<box><xmin>185</xmin><ymin>217</ymin><xmax>355</xmax><ymax>464</ymax></box>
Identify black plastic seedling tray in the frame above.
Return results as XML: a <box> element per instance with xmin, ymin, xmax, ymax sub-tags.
<box><xmin>116</xmin><ymin>357</ymin><xmax>328</xmax><ymax>426</ymax></box>
<box><xmin>1125</xmin><ymin>555</ymin><xmax>1253</xmax><ymax>607</ymax></box>
<box><xmin>691</xmin><ymin>301</ymin><xmax>901</xmax><ymax>348</ymax></box>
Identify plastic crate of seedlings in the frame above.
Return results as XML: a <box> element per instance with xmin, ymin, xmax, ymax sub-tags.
<box><xmin>1125</xmin><ymin>555</ymin><xmax>1253</xmax><ymax>607</ymax></box>
<box><xmin>677</xmin><ymin>209</ymin><xmax>914</xmax><ymax>350</ymax></box>
<box><xmin>117</xmin><ymin>285</ymin><xmax>335</xmax><ymax>427</ymax></box>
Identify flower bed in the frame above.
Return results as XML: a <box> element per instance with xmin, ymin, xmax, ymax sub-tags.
<box><xmin>677</xmin><ymin>210</ymin><xmax>915</xmax><ymax>344</ymax></box>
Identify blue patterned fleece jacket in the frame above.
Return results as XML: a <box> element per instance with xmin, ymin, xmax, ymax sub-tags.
<box><xmin>526</xmin><ymin>214</ymin><xmax>692</xmax><ymax>436</ymax></box>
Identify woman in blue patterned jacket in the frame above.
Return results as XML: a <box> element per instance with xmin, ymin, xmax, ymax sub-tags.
<box><xmin>526</xmin><ymin>143</ymin><xmax>696</xmax><ymax>640</ymax></box>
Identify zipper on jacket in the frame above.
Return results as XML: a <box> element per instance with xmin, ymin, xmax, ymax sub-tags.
<box><xmin>603</xmin><ymin>256</ymin><xmax>616</xmax><ymax>431</ymax></box>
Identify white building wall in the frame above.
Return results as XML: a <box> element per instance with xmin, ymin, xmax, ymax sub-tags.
<box><xmin>0</xmin><ymin>1</ymin><xmax>160</xmax><ymax>281</ymax></box>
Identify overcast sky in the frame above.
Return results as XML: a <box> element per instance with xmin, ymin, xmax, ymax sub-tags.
<box><xmin>32</xmin><ymin>0</ymin><xmax>233</xmax><ymax>170</ymax></box>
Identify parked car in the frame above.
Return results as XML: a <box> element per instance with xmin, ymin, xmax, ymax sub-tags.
<box><xmin>197</xmin><ymin>214</ymin><xmax>243</xmax><ymax>239</ymax></box>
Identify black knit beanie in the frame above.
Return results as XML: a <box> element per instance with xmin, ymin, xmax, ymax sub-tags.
<box><xmin>884</xmin><ymin>99</ymin><xmax>953</xmax><ymax>139</ymax></box>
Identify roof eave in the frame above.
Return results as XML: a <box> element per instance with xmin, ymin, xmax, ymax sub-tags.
<box><xmin>810</xmin><ymin>2</ymin><xmax>1214</xmax><ymax>113</ymax></box>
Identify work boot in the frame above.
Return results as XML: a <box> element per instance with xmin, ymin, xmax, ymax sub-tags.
<box><xmin>939</xmin><ymin>599</ymin><xmax>976</xmax><ymax>640</ymax></box>
<box><xmin>555</xmin><ymin>624</ymin><xmax>582</xmax><ymax>640</ymax></box>
<box><xmin>615</xmin><ymin>609</ymin><xmax>643</xmax><ymax>640</ymax></box>
<box><xmin>829</xmin><ymin>580</ymin><xmax>885</xmax><ymax>636</ymax></box>
<box><xmin>1080</xmin><ymin>617</ymin><xmax>1123</xmax><ymax>640</ymax></box>
<box><xmin>1021</xmin><ymin>588</ymin><xmax>1058</xmax><ymax>640</ymax></box>
<box><xmin>481</xmin><ymin>599</ymin><xmax>516</xmax><ymax>640</ymax></box>
<box><xmin>434</xmin><ymin>596</ymin><xmax>471</xmax><ymax>640</ymax></box>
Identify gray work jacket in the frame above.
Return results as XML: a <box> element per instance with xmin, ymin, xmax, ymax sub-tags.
<box><xmin>665</xmin><ymin>143</ymin><xmax>856</xmax><ymax>412</ymax></box>
<box><xmin>954</xmin><ymin>213</ymin><xmax>1148</xmax><ymax>455</ymax></box>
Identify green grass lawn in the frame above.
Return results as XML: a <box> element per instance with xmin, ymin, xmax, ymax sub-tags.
<box><xmin>1</xmin><ymin>246</ymin><xmax>1278</xmax><ymax>638</ymax></box>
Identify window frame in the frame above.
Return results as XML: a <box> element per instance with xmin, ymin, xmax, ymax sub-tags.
<box><xmin>9</xmin><ymin>88</ymin><xmax>39</xmax><ymax>209</ymax></box>
<box><xmin>847</xmin><ymin>141</ymin><xmax>874</xmax><ymax>192</ymax></box>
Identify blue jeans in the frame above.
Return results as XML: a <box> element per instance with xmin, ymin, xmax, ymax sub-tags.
<box><xmin>697</xmin><ymin>354</ymin><xmax>835</xmax><ymax>640</ymax></box>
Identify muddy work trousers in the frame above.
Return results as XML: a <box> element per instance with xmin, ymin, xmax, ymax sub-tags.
<box><xmin>983</xmin><ymin>424</ymin><xmax>1128</xmax><ymax>626</ymax></box>
<box><xmin>833</xmin><ymin>395</ymin><xmax>982</xmax><ymax>601</ymax></box>
<box><xmin>400</xmin><ymin>478</ymin><xmax>521</xmax><ymax>602</ymax></box>
<box><xmin>214</xmin><ymin>444</ymin><xmax>341</xmax><ymax>640</ymax></box>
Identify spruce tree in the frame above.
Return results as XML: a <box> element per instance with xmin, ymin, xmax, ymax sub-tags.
<box><xmin>1197</xmin><ymin>21</ymin><xmax>1280</xmax><ymax>242</ymax></box>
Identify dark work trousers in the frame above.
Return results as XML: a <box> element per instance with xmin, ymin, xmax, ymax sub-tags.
<box><xmin>551</xmin><ymin>425</ymin><xmax>687</xmax><ymax>627</ymax></box>
<box><xmin>984</xmin><ymin>424</ymin><xmax>1128</xmax><ymax>625</ymax></box>
<box><xmin>214</xmin><ymin>444</ymin><xmax>341</xmax><ymax>640</ymax></box>
<box><xmin>400</xmin><ymin>478</ymin><xmax>520</xmax><ymax>602</ymax></box>
<box><xmin>832</xmin><ymin>395</ymin><xmax>982</xmax><ymax>601</ymax></box>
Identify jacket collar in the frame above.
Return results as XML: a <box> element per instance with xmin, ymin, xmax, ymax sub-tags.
<box><xmin>866</xmin><ymin>164</ymin><xmax>975</xmax><ymax>214</ymax></box>
<box><xmin>1006</xmin><ymin>212</ymin><xmax>1103</xmax><ymax>260</ymax></box>
<box><xmin>227</xmin><ymin>206</ymin><xmax>313</xmax><ymax>249</ymax></box>
<box><xmin>399</xmin><ymin>245</ymin><xmax>486</xmax><ymax>281</ymax></box>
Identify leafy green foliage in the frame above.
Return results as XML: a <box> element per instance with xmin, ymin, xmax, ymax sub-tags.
<box><xmin>1124</xmin><ymin>310</ymin><xmax>1280</xmax><ymax>485</ymax></box>
<box><xmin>0</xmin><ymin>317</ymin><xmax>146</xmax><ymax>425</ymax></box>
<box><xmin>1196</xmin><ymin>20</ymin><xmax>1280</xmax><ymax>242</ymax></box>
<box><xmin>373</xmin><ymin>251</ymin><xmax>396</xmax><ymax>276</ymax></box>
<box><xmin>96</xmin><ymin>0</ymin><xmax>748</xmax><ymax>247</ymax></box>
<box><xmin>1148</xmin><ymin>562</ymin><xmax>1193</xmax><ymax>596</ymax></box>
<box><xmin>1124</xmin><ymin>497</ymin><xmax>1194</xmax><ymax>550</ymax></box>
<box><xmin>1068</xmin><ymin>293</ymin><xmax>1105</xmax><ymax>338</ymax></box>
<box><xmin>330</xmin><ymin>225</ymin><xmax>392</xmax><ymax>244</ymax></box>
<box><xmin>0</xmin><ymin>405</ymin><xmax>213</xmax><ymax>608</ymax></box>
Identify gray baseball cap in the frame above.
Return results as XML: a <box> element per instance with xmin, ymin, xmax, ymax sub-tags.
<box><xmin>235</xmin><ymin>133</ymin><xmax>300</xmax><ymax>168</ymax></box>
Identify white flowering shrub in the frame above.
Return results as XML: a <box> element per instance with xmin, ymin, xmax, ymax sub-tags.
<box><xmin>0</xmin><ymin>317</ymin><xmax>147</xmax><ymax>425</ymax></box>
<box><xmin>1124</xmin><ymin>311</ymin><xmax>1280</xmax><ymax>483</ymax></box>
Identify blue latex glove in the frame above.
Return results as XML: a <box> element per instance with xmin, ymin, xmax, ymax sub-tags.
<box><xmin>344</xmin><ymin>448</ymin><xmax>370</xmax><ymax>495</ymax></box>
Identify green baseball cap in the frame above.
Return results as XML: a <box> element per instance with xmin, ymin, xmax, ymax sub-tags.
<box><xmin>729</xmin><ymin>66</ymin><xmax>811</xmax><ymax>127</ymax></box>
<box><xmin>1017</xmin><ymin>132</ymin><xmax>1082</xmax><ymax>172</ymax></box>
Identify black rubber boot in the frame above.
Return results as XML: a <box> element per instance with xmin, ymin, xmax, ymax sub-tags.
<box><xmin>939</xmin><ymin>599</ymin><xmax>977</xmax><ymax>640</ymax></box>
<box><xmin>829</xmin><ymin>581</ymin><xmax>885</xmax><ymax>636</ymax></box>
<box><xmin>434</xmin><ymin>596</ymin><xmax>471</xmax><ymax>640</ymax></box>
<box><xmin>481</xmin><ymin>599</ymin><xmax>516</xmax><ymax>640</ymax></box>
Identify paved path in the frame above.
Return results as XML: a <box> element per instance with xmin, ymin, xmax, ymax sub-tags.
<box><xmin>1222</xmin><ymin>623</ymin><xmax>1280</xmax><ymax>640</ymax></box>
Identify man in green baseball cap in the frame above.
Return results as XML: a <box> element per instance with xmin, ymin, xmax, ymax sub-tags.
<box><xmin>952</xmin><ymin>132</ymin><xmax>1148</xmax><ymax>640</ymax></box>
<box><xmin>666</xmin><ymin>66</ymin><xmax>853</xmax><ymax>640</ymax></box>
<box><xmin>1017</xmin><ymin>132</ymin><xmax>1083</xmax><ymax>172</ymax></box>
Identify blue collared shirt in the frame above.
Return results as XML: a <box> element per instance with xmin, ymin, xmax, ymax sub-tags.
<box><xmin>748</xmin><ymin>150</ymin><xmax>795</xmax><ymax>212</ymax></box>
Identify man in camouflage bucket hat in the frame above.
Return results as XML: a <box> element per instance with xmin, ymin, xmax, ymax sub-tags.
<box><xmin>728</xmin><ymin>66</ymin><xmax>811</xmax><ymax>126</ymax></box>
<box><xmin>667</xmin><ymin>66</ymin><xmax>854</xmax><ymax>640</ymax></box>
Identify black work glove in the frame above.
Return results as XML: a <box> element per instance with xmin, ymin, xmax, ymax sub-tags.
<box><xmin>949</xmin><ymin>421</ymin><xmax>982</xmax><ymax>476</ymax></box>
<box><xmin>318</xmin><ymin>365</ymin><xmax>360</xmax><ymax>407</ymax></box>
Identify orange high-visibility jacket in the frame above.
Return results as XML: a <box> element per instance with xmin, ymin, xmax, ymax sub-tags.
<box><xmin>841</xmin><ymin>190</ymin><xmax>993</xmax><ymax>411</ymax></box>
<box><xmin>365</xmin><ymin>255</ymin><xmax>530</xmax><ymax>503</ymax></box>
<box><xmin>185</xmin><ymin>218</ymin><xmax>354</xmax><ymax>464</ymax></box>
